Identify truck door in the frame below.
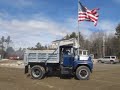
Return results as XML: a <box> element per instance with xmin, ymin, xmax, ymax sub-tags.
<box><xmin>60</xmin><ymin>46</ymin><xmax>74</xmax><ymax>67</ymax></box>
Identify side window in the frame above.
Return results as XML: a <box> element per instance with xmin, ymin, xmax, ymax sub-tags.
<box><xmin>111</xmin><ymin>57</ymin><xmax>115</xmax><ymax>58</ymax></box>
<box><xmin>104</xmin><ymin>57</ymin><xmax>110</xmax><ymax>59</ymax></box>
<box><xmin>111</xmin><ymin>56</ymin><xmax>116</xmax><ymax>59</ymax></box>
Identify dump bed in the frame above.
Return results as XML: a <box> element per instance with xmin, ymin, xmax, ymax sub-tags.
<box><xmin>24</xmin><ymin>49</ymin><xmax>59</xmax><ymax>65</ymax></box>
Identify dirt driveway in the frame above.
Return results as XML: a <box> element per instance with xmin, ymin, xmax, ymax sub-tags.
<box><xmin>0</xmin><ymin>60</ymin><xmax>120</xmax><ymax>90</ymax></box>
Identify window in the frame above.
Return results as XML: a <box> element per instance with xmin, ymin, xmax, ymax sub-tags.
<box><xmin>83</xmin><ymin>51</ymin><xmax>87</xmax><ymax>55</ymax></box>
<box><xmin>80</xmin><ymin>51</ymin><xmax>82</xmax><ymax>55</ymax></box>
<box><xmin>111</xmin><ymin>56</ymin><xmax>116</xmax><ymax>59</ymax></box>
<box><xmin>79</xmin><ymin>50</ymin><xmax>88</xmax><ymax>55</ymax></box>
<box><xmin>104</xmin><ymin>57</ymin><xmax>110</xmax><ymax>59</ymax></box>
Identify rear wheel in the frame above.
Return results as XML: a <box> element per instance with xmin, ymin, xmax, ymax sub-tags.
<box><xmin>110</xmin><ymin>60</ymin><xmax>114</xmax><ymax>64</ymax></box>
<box><xmin>76</xmin><ymin>66</ymin><xmax>90</xmax><ymax>80</ymax></box>
<box><xmin>31</xmin><ymin>65</ymin><xmax>45</xmax><ymax>79</ymax></box>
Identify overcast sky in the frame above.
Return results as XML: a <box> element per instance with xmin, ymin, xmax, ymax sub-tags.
<box><xmin>0</xmin><ymin>0</ymin><xmax>120</xmax><ymax>49</ymax></box>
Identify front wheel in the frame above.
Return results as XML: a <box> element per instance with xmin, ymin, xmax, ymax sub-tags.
<box><xmin>98</xmin><ymin>60</ymin><xmax>102</xmax><ymax>63</ymax></box>
<box><xmin>31</xmin><ymin>65</ymin><xmax>45</xmax><ymax>79</ymax></box>
<box><xmin>110</xmin><ymin>60</ymin><xmax>114</xmax><ymax>64</ymax></box>
<box><xmin>76</xmin><ymin>66</ymin><xmax>90</xmax><ymax>80</ymax></box>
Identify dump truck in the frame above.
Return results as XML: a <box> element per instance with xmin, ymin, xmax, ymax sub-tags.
<box><xmin>24</xmin><ymin>39</ymin><xmax>93</xmax><ymax>80</ymax></box>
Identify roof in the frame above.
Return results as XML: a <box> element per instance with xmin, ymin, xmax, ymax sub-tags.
<box><xmin>52</xmin><ymin>38</ymin><xmax>76</xmax><ymax>43</ymax></box>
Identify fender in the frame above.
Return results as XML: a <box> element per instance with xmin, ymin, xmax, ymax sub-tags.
<box><xmin>73</xmin><ymin>57</ymin><xmax>93</xmax><ymax>71</ymax></box>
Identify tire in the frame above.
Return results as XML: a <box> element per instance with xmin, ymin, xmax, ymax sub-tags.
<box><xmin>110</xmin><ymin>60</ymin><xmax>114</xmax><ymax>64</ymax></box>
<box><xmin>98</xmin><ymin>60</ymin><xmax>102</xmax><ymax>63</ymax></box>
<box><xmin>31</xmin><ymin>65</ymin><xmax>45</xmax><ymax>79</ymax></box>
<box><xmin>76</xmin><ymin>66</ymin><xmax>90</xmax><ymax>80</ymax></box>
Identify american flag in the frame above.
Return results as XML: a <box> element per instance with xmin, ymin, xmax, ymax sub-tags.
<box><xmin>78</xmin><ymin>2</ymin><xmax>99</xmax><ymax>26</ymax></box>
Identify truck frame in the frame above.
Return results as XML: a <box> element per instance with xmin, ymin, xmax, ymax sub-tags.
<box><xmin>24</xmin><ymin>39</ymin><xmax>93</xmax><ymax>80</ymax></box>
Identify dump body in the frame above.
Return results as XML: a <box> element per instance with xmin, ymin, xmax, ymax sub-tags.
<box><xmin>24</xmin><ymin>49</ymin><xmax>59</xmax><ymax>66</ymax></box>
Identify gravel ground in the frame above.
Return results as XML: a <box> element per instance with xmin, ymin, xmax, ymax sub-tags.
<box><xmin>0</xmin><ymin>60</ymin><xmax>120</xmax><ymax>90</ymax></box>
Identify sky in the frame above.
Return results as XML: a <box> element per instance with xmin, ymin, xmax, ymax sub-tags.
<box><xmin>0</xmin><ymin>0</ymin><xmax>120</xmax><ymax>49</ymax></box>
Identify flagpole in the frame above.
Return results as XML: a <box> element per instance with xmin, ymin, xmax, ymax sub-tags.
<box><xmin>78</xmin><ymin>22</ymin><xmax>80</xmax><ymax>56</ymax></box>
<box><xmin>78</xmin><ymin>0</ymin><xmax>80</xmax><ymax>56</ymax></box>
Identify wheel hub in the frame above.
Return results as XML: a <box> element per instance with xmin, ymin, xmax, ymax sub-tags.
<box><xmin>79</xmin><ymin>69</ymin><xmax>88</xmax><ymax>78</ymax></box>
<box><xmin>32</xmin><ymin>69</ymin><xmax>41</xmax><ymax>78</ymax></box>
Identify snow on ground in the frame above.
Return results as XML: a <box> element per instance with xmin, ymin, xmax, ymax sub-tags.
<box><xmin>0</xmin><ymin>60</ymin><xmax>24</xmax><ymax>68</ymax></box>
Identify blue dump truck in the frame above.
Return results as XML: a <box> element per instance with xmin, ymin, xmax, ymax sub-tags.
<box><xmin>24</xmin><ymin>39</ymin><xmax>93</xmax><ymax>80</ymax></box>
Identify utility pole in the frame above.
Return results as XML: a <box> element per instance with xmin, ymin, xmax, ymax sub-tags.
<box><xmin>102</xmin><ymin>36</ymin><xmax>105</xmax><ymax>57</ymax></box>
<box><xmin>1</xmin><ymin>42</ymin><xmax>3</xmax><ymax>59</ymax></box>
<box><xmin>1</xmin><ymin>36</ymin><xmax>5</xmax><ymax>59</ymax></box>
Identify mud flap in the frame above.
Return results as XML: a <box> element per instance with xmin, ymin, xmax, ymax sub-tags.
<box><xmin>25</xmin><ymin>65</ymin><xmax>28</xmax><ymax>74</ymax></box>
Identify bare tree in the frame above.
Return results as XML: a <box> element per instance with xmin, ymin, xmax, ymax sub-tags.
<box><xmin>88</xmin><ymin>32</ymin><xmax>105</xmax><ymax>58</ymax></box>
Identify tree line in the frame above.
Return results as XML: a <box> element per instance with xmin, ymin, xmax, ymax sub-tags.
<box><xmin>0</xmin><ymin>36</ymin><xmax>11</xmax><ymax>59</ymax></box>
<box><xmin>0</xmin><ymin>23</ymin><xmax>120</xmax><ymax>59</ymax></box>
<box><xmin>28</xmin><ymin>23</ymin><xmax>120</xmax><ymax>59</ymax></box>
<box><xmin>62</xmin><ymin>24</ymin><xmax>120</xmax><ymax>58</ymax></box>
<box><xmin>0</xmin><ymin>36</ymin><xmax>24</xmax><ymax>59</ymax></box>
